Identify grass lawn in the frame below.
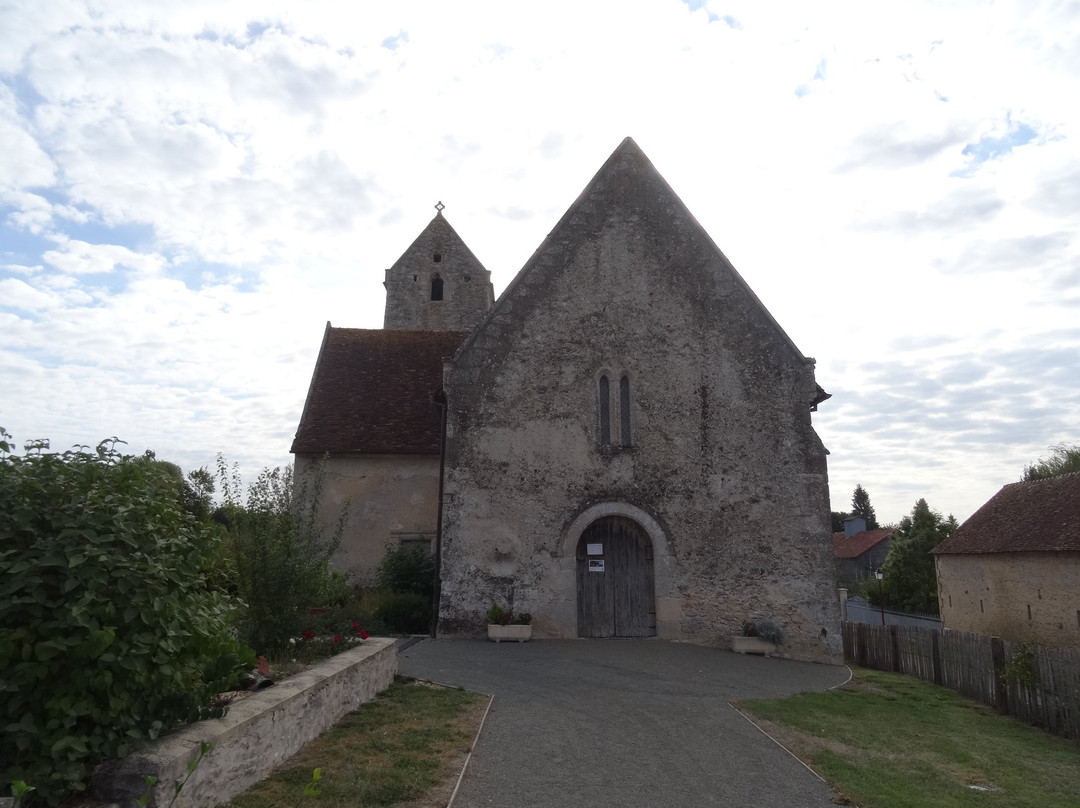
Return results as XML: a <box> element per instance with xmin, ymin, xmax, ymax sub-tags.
<box><xmin>225</xmin><ymin>676</ymin><xmax>488</xmax><ymax>808</ymax></box>
<box><xmin>738</xmin><ymin>668</ymin><xmax>1080</xmax><ymax>808</ymax></box>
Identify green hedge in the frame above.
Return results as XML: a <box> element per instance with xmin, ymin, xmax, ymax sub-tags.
<box><xmin>0</xmin><ymin>434</ymin><xmax>253</xmax><ymax>805</ymax></box>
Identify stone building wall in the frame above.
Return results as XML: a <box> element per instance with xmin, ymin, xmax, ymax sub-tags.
<box><xmin>295</xmin><ymin>453</ymin><xmax>441</xmax><ymax>584</ymax></box>
<box><xmin>436</xmin><ymin>140</ymin><xmax>841</xmax><ymax>663</ymax></box>
<box><xmin>935</xmin><ymin>552</ymin><xmax>1080</xmax><ymax>646</ymax></box>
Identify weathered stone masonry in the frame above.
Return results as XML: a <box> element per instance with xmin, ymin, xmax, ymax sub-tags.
<box><xmin>436</xmin><ymin>139</ymin><xmax>841</xmax><ymax>663</ymax></box>
<box><xmin>292</xmin><ymin>137</ymin><xmax>843</xmax><ymax>663</ymax></box>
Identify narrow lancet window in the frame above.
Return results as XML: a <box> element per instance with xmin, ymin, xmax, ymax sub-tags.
<box><xmin>431</xmin><ymin>275</ymin><xmax>444</xmax><ymax>301</ymax></box>
<box><xmin>598</xmin><ymin>375</ymin><xmax>611</xmax><ymax>446</ymax></box>
<box><xmin>619</xmin><ymin>375</ymin><xmax>632</xmax><ymax>447</ymax></box>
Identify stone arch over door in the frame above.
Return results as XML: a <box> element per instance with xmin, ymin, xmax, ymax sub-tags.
<box><xmin>576</xmin><ymin>515</ymin><xmax>656</xmax><ymax>637</ymax></box>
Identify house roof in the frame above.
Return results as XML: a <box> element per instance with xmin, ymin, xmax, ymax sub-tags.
<box><xmin>832</xmin><ymin>529</ymin><xmax>893</xmax><ymax>559</ymax></box>
<box><xmin>290</xmin><ymin>326</ymin><xmax>466</xmax><ymax>455</ymax></box>
<box><xmin>932</xmin><ymin>472</ymin><xmax>1080</xmax><ymax>555</ymax></box>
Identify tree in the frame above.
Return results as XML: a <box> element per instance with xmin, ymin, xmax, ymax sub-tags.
<box><xmin>850</xmin><ymin>484</ymin><xmax>879</xmax><ymax>530</ymax></box>
<box><xmin>830</xmin><ymin>511</ymin><xmax>848</xmax><ymax>533</ymax></box>
<box><xmin>880</xmin><ymin>498</ymin><xmax>957</xmax><ymax>616</ymax></box>
<box><xmin>219</xmin><ymin>459</ymin><xmax>350</xmax><ymax>655</ymax></box>
<box><xmin>1022</xmin><ymin>443</ymin><xmax>1080</xmax><ymax>481</ymax></box>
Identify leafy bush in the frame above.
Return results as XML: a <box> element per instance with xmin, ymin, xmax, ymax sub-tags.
<box><xmin>219</xmin><ymin>460</ymin><xmax>350</xmax><ymax>655</ymax></box>
<box><xmin>741</xmin><ymin>618</ymin><xmax>783</xmax><ymax>644</ymax></box>
<box><xmin>375</xmin><ymin>543</ymin><xmax>434</xmax><ymax>599</ymax></box>
<box><xmin>0</xmin><ymin>432</ymin><xmax>253</xmax><ymax>805</ymax></box>
<box><xmin>377</xmin><ymin>592</ymin><xmax>432</xmax><ymax>634</ymax></box>
<box><xmin>487</xmin><ymin>602</ymin><xmax>531</xmax><ymax>625</ymax></box>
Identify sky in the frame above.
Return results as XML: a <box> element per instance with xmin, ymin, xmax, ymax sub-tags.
<box><xmin>1</xmin><ymin>0</ymin><xmax>1078</xmax><ymax>525</ymax></box>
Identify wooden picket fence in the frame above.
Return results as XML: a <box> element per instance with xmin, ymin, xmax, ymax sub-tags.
<box><xmin>842</xmin><ymin>621</ymin><xmax>1080</xmax><ymax>740</ymax></box>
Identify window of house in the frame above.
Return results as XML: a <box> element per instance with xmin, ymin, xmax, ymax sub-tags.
<box><xmin>392</xmin><ymin>532</ymin><xmax>435</xmax><ymax>553</ymax></box>
<box><xmin>619</xmin><ymin>375</ymin><xmax>632</xmax><ymax>447</ymax></box>
<box><xmin>431</xmin><ymin>275</ymin><xmax>444</xmax><ymax>301</ymax></box>
<box><xmin>598</xmin><ymin>375</ymin><xmax>611</xmax><ymax>446</ymax></box>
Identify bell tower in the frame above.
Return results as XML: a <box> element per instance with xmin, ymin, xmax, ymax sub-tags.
<box><xmin>383</xmin><ymin>204</ymin><xmax>494</xmax><ymax>331</ymax></box>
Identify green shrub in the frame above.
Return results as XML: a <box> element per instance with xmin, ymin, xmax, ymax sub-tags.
<box><xmin>377</xmin><ymin>592</ymin><xmax>432</xmax><ymax>634</ymax></box>
<box><xmin>0</xmin><ymin>432</ymin><xmax>254</xmax><ymax>805</ymax></box>
<box><xmin>375</xmin><ymin>543</ymin><xmax>434</xmax><ymax>599</ymax></box>
<box><xmin>219</xmin><ymin>460</ymin><xmax>350</xmax><ymax>656</ymax></box>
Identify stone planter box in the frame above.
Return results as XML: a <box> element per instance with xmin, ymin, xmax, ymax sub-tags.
<box><xmin>731</xmin><ymin>636</ymin><xmax>777</xmax><ymax>656</ymax></box>
<box><xmin>487</xmin><ymin>624</ymin><xmax>532</xmax><ymax>642</ymax></box>
<box><xmin>93</xmin><ymin>637</ymin><xmax>397</xmax><ymax>808</ymax></box>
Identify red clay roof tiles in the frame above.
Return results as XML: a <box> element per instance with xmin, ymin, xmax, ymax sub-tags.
<box><xmin>832</xmin><ymin>529</ymin><xmax>893</xmax><ymax>559</ymax></box>
<box><xmin>932</xmin><ymin>472</ymin><xmax>1080</xmax><ymax>554</ymax></box>
<box><xmin>290</xmin><ymin>327</ymin><xmax>466</xmax><ymax>455</ymax></box>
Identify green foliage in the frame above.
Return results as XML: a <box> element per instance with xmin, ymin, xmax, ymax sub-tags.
<box><xmin>879</xmin><ymin>498</ymin><xmax>956</xmax><ymax>616</ymax></box>
<box><xmin>378</xmin><ymin>592</ymin><xmax>432</xmax><ymax>634</ymax></box>
<box><xmin>740</xmin><ymin>618</ymin><xmax>783</xmax><ymax>643</ymax></box>
<box><xmin>1001</xmin><ymin>643</ymin><xmax>1037</xmax><ymax>686</ymax></box>
<box><xmin>219</xmin><ymin>460</ymin><xmax>350</xmax><ymax>656</ymax></box>
<box><xmin>830</xmin><ymin>511</ymin><xmax>848</xmax><ymax>533</ymax></box>
<box><xmin>486</xmin><ymin>601</ymin><xmax>531</xmax><ymax>626</ymax></box>
<box><xmin>850</xmin><ymin>484</ymin><xmax>879</xmax><ymax>530</ymax></box>
<box><xmin>375</xmin><ymin>543</ymin><xmax>434</xmax><ymax>599</ymax></box>
<box><xmin>11</xmin><ymin>781</ymin><xmax>35</xmax><ymax>807</ymax></box>
<box><xmin>0</xmin><ymin>432</ymin><xmax>253</xmax><ymax>805</ymax></box>
<box><xmin>1022</xmin><ymin>443</ymin><xmax>1080</xmax><ymax>481</ymax></box>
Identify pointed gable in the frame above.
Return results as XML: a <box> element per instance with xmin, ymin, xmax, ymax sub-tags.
<box><xmin>452</xmin><ymin>137</ymin><xmax>818</xmax><ymax>400</ymax></box>
<box><xmin>383</xmin><ymin>211</ymin><xmax>494</xmax><ymax>331</ymax></box>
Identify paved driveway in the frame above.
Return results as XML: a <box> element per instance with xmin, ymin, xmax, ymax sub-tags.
<box><xmin>399</xmin><ymin>639</ymin><xmax>850</xmax><ymax>808</ymax></box>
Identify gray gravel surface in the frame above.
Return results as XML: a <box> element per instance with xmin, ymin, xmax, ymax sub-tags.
<box><xmin>399</xmin><ymin>638</ymin><xmax>851</xmax><ymax>808</ymax></box>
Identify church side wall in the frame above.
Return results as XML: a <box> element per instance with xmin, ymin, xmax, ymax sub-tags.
<box><xmin>295</xmin><ymin>453</ymin><xmax>441</xmax><ymax>585</ymax></box>
<box><xmin>438</xmin><ymin>218</ymin><xmax>841</xmax><ymax>663</ymax></box>
<box><xmin>936</xmin><ymin>552</ymin><xmax>1080</xmax><ymax>646</ymax></box>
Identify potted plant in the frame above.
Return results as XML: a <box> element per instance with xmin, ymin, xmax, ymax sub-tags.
<box><xmin>487</xmin><ymin>602</ymin><xmax>533</xmax><ymax>642</ymax></box>
<box><xmin>731</xmin><ymin>618</ymin><xmax>782</xmax><ymax>656</ymax></box>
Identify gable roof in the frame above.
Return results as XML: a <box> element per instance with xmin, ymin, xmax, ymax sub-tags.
<box><xmin>832</xmin><ymin>529</ymin><xmax>893</xmax><ymax>559</ymax></box>
<box><xmin>932</xmin><ymin>472</ymin><xmax>1080</xmax><ymax>555</ymax></box>
<box><xmin>451</xmin><ymin>136</ymin><xmax>818</xmax><ymax>380</ymax></box>
<box><xmin>291</xmin><ymin>325</ymin><xmax>466</xmax><ymax>455</ymax></box>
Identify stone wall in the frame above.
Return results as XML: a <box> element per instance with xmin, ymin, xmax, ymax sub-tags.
<box><xmin>296</xmin><ymin>453</ymin><xmax>441</xmax><ymax>584</ymax></box>
<box><xmin>936</xmin><ymin>552</ymin><xmax>1080</xmax><ymax>645</ymax></box>
<box><xmin>93</xmin><ymin>638</ymin><xmax>397</xmax><ymax>808</ymax></box>
<box><xmin>437</xmin><ymin>141</ymin><xmax>842</xmax><ymax>664</ymax></box>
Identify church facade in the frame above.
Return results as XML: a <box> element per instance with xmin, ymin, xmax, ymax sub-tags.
<box><xmin>292</xmin><ymin>138</ymin><xmax>842</xmax><ymax>663</ymax></box>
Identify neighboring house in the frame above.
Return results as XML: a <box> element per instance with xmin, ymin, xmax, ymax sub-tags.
<box><xmin>291</xmin><ymin>138</ymin><xmax>842</xmax><ymax>663</ymax></box>
<box><xmin>932</xmin><ymin>472</ymin><xmax>1080</xmax><ymax>646</ymax></box>
<box><xmin>833</xmin><ymin>516</ymin><xmax>893</xmax><ymax>583</ymax></box>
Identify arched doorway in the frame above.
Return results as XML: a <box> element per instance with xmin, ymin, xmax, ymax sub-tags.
<box><xmin>576</xmin><ymin>515</ymin><xmax>656</xmax><ymax>637</ymax></box>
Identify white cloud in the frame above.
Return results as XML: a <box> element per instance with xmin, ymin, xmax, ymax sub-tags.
<box><xmin>0</xmin><ymin>0</ymin><xmax>1077</xmax><ymax>522</ymax></box>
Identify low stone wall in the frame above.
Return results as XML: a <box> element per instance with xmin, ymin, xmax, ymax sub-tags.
<box><xmin>93</xmin><ymin>637</ymin><xmax>397</xmax><ymax>808</ymax></box>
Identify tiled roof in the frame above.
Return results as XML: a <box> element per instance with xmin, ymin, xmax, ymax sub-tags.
<box><xmin>832</xmin><ymin>529</ymin><xmax>893</xmax><ymax>559</ymax></box>
<box><xmin>932</xmin><ymin>472</ymin><xmax>1080</xmax><ymax>554</ymax></box>
<box><xmin>290</xmin><ymin>326</ymin><xmax>467</xmax><ymax>455</ymax></box>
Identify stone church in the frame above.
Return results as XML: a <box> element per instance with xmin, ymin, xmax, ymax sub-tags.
<box><xmin>292</xmin><ymin>138</ymin><xmax>842</xmax><ymax>663</ymax></box>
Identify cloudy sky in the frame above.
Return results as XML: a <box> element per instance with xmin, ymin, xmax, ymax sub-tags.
<box><xmin>1</xmin><ymin>0</ymin><xmax>1077</xmax><ymax>525</ymax></box>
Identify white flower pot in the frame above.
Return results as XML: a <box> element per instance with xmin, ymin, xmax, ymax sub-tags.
<box><xmin>487</xmin><ymin>624</ymin><xmax>532</xmax><ymax>643</ymax></box>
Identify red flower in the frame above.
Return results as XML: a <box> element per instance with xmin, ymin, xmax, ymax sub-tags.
<box><xmin>352</xmin><ymin>621</ymin><xmax>359</xmax><ymax>631</ymax></box>
<box><xmin>360</xmin><ymin>629</ymin><xmax>369</xmax><ymax>640</ymax></box>
<box><xmin>302</xmin><ymin>630</ymin><xmax>315</xmax><ymax>640</ymax></box>
<box><xmin>333</xmin><ymin>634</ymin><xmax>341</xmax><ymax>643</ymax></box>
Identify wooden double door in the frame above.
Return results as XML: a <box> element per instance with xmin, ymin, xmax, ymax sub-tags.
<box><xmin>576</xmin><ymin>516</ymin><xmax>656</xmax><ymax>637</ymax></box>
